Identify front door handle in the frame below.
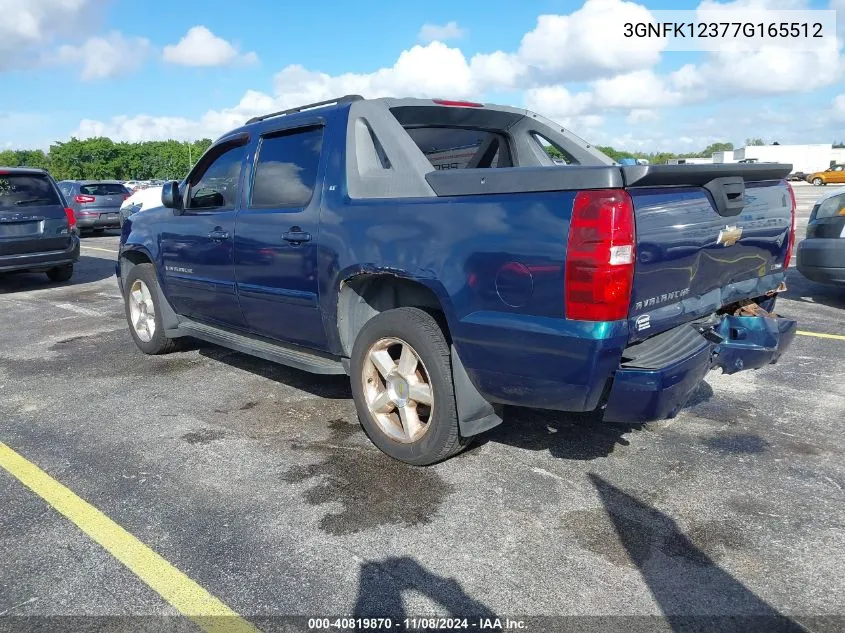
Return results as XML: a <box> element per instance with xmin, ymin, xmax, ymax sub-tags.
<box><xmin>283</xmin><ymin>227</ymin><xmax>312</xmax><ymax>245</ymax></box>
<box><xmin>208</xmin><ymin>229</ymin><xmax>230</xmax><ymax>241</ymax></box>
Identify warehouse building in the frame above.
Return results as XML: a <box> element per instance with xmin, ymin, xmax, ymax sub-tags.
<box><xmin>711</xmin><ymin>144</ymin><xmax>845</xmax><ymax>174</ymax></box>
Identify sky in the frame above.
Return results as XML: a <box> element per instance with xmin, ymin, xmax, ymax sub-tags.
<box><xmin>0</xmin><ymin>0</ymin><xmax>843</xmax><ymax>153</ymax></box>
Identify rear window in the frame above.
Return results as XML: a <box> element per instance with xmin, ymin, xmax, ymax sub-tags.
<box><xmin>79</xmin><ymin>183</ymin><xmax>129</xmax><ymax>196</ymax></box>
<box><xmin>815</xmin><ymin>194</ymin><xmax>845</xmax><ymax>219</ymax></box>
<box><xmin>405</xmin><ymin>127</ymin><xmax>512</xmax><ymax>170</ymax></box>
<box><xmin>0</xmin><ymin>173</ymin><xmax>61</xmax><ymax>207</ymax></box>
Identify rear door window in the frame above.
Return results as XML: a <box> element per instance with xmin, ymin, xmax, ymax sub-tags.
<box><xmin>79</xmin><ymin>183</ymin><xmax>129</xmax><ymax>196</ymax></box>
<box><xmin>0</xmin><ymin>173</ymin><xmax>61</xmax><ymax>208</ymax></box>
<box><xmin>250</xmin><ymin>126</ymin><xmax>323</xmax><ymax>208</ymax></box>
<box><xmin>404</xmin><ymin>127</ymin><xmax>512</xmax><ymax>170</ymax></box>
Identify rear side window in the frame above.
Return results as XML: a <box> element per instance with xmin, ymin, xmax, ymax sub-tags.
<box><xmin>405</xmin><ymin>127</ymin><xmax>512</xmax><ymax>170</ymax></box>
<box><xmin>815</xmin><ymin>194</ymin><xmax>845</xmax><ymax>219</ymax></box>
<box><xmin>0</xmin><ymin>174</ymin><xmax>60</xmax><ymax>207</ymax></box>
<box><xmin>79</xmin><ymin>183</ymin><xmax>129</xmax><ymax>196</ymax></box>
<box><xmin>251</xmin><ymin>127</ymin><xmax>323</xmax><ymax>207</ymax></box>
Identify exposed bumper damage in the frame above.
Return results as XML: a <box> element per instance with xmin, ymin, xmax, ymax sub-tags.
<box><xmin>602</xmin><ymin>299</ymin><xmax>797</xmax><ymax>424</ymax></box>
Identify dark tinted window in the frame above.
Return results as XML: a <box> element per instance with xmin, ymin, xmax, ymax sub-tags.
<box><xmin>405</xmin><ymin>127</ymin><xmax>512</xmax><ymax>170</ymax></box>
<box><xmin>189</xmin><ymin>143</ymin><xmax>247</xmax><ymax>210</ymax></box>
<box><xmin>251</xmin><ymin>127</ymin><xmax>323</xmax><ymax>207</ymax></box>
<box><xmin>0</xmin><ymin>173</ymin><xmax>60</xmax><ymax>208</ymax></box>
<box><xmin>79</xmin><ymin>183</ymin><xmax>128</xmax><ymax>196</ymax></box>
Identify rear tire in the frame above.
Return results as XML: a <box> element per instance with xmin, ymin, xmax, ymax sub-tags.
<box><xmin>123</xmin><ymin>263</ymin><xmax>177</xmax><ymax>355</ymax></box>
<box><xmin>46</xmin><ymin>264</ymin><xmax>73</xmax><ymax>283</ymax></box>
<box><xmin>812</xmin><ymin>177</ymin><xmax>824</xmax><ymax>186</ymax></box>
<box><xmin>350</xmin><ymin>307</ymin><xmax>466</xmax><ymax>466</ymax></box>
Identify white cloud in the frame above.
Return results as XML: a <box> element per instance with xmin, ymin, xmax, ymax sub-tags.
<box><xmin>75</xmin><ymin>42</ymin><xmax>478</xmax><ymax>141</ymax></box>
<box><xmin>469</xmin><ymin>51</ymin><xmax>526</xmax><ymax>90</ymax></box>
<box><xmin>68</xmin><ymin>0</ymin><xmax>845</xmax><ymax>146</ymax></box>
<box><xmin>524</xmin><ymin>85</ymin><xmax>593</xmax><ymax>119</ymax></box>
<box><xmin>592</xmin><ymin>70</ymin><xmax>686</xmax><ymax>108</ymax></box>
<box><xmin>163</xmin><ymin>26</ymin><xmax>258</xmax><ymax>67</ymax></box>
<box><xmin>511</xmin><ymin>0</ymin><xmax>664</xmax><ymax>83</ymax></box>
<box><xmin>833</xmin><ymin>94</ymin><xmax>845</xmax><ymax>121</ymax></box>
<box><xmin>272</xmin><ymin>42</ymin><xmax>476</xmax><ymax>101</ymax></box>
<box><xmin>626</xmin><ymin>109</ymin><xmax>659</xmax><ymax>123</ymax></box>
<box><xmin>0</xmin><ymin>0</ymin><xmax>95</xmax><ymax>69</ymax></box>
<box><xmin>51</xmin><ymin>31</ymin><xmax>151</xmax><ymax>80</ymax></box>
<box><xmin>418</xmin><ymin>21</ymin><xmax>464</xmax><ymax>42</ymax></box>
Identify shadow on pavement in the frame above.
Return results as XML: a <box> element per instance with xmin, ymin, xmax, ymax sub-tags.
<box><xmin>480</xmin><ymin>407</ymin><xmax>638</xmax><ymax>460</ymax></box>
<box><xmin>196</xmin><ymin>344</ymin><xmax>351</xmax><ymax>400</ymax></box>
<box><xmin>590</xmin><ymin>474</ymin><xmax>806</xmax><ymax>633</ymax></box>
<box><xmin>0</xmin><ymin>255</ymin><xmax>115</xmax><ymax>294</ymax></box>
<box><xmin>353</xmin><ymin>557</ymin><xmax>499</xmax><ymax>621</ymax></box>
<box><xmin>783</xmin><ymin>269</ymin><xmax>845</xmax><ymax>311</ymax></box>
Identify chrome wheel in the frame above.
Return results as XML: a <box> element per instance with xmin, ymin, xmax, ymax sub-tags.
<box><xmin>362</xmin><ymin>337</ymin><xmax>434</xmax><ymax>443</ymax></box>
<box><xmin>128</xmin><ymin>279</ymin><xmax>156</xmax><ymax>343</ymax></box>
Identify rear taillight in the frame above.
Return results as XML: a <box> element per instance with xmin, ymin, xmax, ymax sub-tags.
<box><xmin>565</xmin><ymin>189</ymin><xmax>636</xmax><ymax>321</ymax></box>
<box><xmin>75</xmin><ymin>194</ymin><xmax>95</xmax><ymax>203</ymax></box>
<box><xmin>64</xmin><ymin>207</ymin><xmax>76</xmax><ymax>230</ymax></box>
<box><xmin>784</xmin><ymin>181</ymin><xmax>797</xmax><ymax>269</ymax></box>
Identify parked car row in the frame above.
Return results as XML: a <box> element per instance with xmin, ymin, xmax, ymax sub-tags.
<box><xmin>0</xmin><ymin>169</ymin><xmax>168</xmax><ymax>283</ymax></box>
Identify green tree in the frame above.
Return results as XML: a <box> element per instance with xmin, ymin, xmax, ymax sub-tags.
<box><xmin>745</xmin><ymin>137</ymin><xmax>765</xmax><ymax>146</ymax></box>
<box><xmin>698</xmin><ymin>142</ymin><xmax>733</xmax><ymax>156</ymax></box>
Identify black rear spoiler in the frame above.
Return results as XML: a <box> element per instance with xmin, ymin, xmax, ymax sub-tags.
<box><xmin>621</xmin><ymin>163</ymin><xmax>792</xmax><ymax>187</ymax></box>
<box><xmin>425</xmin><ymin>163</ymin><xmax>793</xmax><ymax>197</ymax></box>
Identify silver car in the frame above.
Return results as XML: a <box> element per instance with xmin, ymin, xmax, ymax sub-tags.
<box><xmin>57</xmin><ymin>180</ymin><xmax>130</xmax><ymax>233</ymax></box>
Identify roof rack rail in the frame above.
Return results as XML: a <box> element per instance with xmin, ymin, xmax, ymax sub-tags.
<box><xmin>245</xmin><ymin>95</ymin><xmax>364</xmax><ymax>125</ymax></box>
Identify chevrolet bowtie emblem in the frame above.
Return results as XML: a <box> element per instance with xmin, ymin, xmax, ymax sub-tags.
<box><xmin>717</xmin><ymin>225</ymin><xmax>743</xmax><ymax>247</ymax></box>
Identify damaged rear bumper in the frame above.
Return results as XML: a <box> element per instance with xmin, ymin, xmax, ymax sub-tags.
<box><xmin>602</xmin><ymin>311</ymin><xmax>797</xmax><ymax>424</ymax></box>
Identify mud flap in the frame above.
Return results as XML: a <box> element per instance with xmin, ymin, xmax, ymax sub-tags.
<box><xmin>712</xmin><ymin>314</ymin><xmax>797</xmax><ymax>375</ymax></box>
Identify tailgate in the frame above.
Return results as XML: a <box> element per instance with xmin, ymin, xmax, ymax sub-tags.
<box><xmin>622</xmin><ymin>164</ymin><xmax>793</xmax><ymax>342</ymax></box>
<box><xmin>0</xmin><ymin>172</ymin><xmax>71</xmax><ymax>256</ymax></box>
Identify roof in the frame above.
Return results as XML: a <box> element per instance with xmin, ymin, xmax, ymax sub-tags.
<box><xmin>0</xmin><ymin>167</ymin><xmax>49</xmax><ymax>175</ymax></box>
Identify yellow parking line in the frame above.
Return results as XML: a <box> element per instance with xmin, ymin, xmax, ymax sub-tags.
<box><xmin>796</xmin><ymin>330</ymin><xmax>845</xmax><ymax>341</ymax></box>
<box><xmin>81</xmin><ymin>246</ymin><xmax>119</xmax><ymax>254</ymax></box>
<box><xmin>0</xmin><ymin>442</ymin><xmax>260</xmax><ymax>633</ymax></box>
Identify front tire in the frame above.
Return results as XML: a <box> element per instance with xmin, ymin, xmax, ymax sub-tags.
<box><xmin>813</xmin><ymin>177</ymin><xmax>824</xmax><ymax>186</ymax></box>
<box><xmin>46</xmin><ymin>264</ymin><xmax>73</xmax><ymax>282</ymax></box>
<box><xmin>350</xmin><ymin>307</ymin><xmax>465</xmax><ymax>466</ymax></box>
<box><xmin>123</xmin><ymin>263</ymin><xmax>177</xmax><ymax>355</ymax></box>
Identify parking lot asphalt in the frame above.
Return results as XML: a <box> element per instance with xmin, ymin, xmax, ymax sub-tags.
<box><xmin>1</xmin><ymin>186</ymin><xmax>844</xmax><ymax>632</ymax></box>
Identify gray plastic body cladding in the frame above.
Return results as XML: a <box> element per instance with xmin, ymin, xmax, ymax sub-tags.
<box><xmin>425</xmin><ymin>166</ymin><xmax>623</xmax><ymax>196</ymax></box>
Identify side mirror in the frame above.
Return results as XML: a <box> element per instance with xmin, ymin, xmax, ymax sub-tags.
<box><xmin>161</xmin><ymin>181</ymin><xmax>182</xmax><ymax>210</ymax></box>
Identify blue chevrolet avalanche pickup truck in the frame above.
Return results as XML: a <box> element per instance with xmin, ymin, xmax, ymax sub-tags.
<box><xmin>117</xmin><ymin>96</ymin><xmax>797</xmax><ymax>465</ymax></box>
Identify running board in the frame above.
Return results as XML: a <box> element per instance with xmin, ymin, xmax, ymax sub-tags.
<box><xmin>178</xmin><ymin>320</ymin><xmax>346</xmax><ymax>375</ymax></box>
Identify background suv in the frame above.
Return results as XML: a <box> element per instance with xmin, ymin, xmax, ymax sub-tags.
<box><xmin>58</xmin><ymin>180</ymin><xmax>130</xmax><ymax>233</ymax></box>
<box><xmin>0</xmin><ymin>167</ymin><xmax>79</xmax><ymax>282</ymax></box>
<box><xmin>797</xmin><ymin>188</ymin><xmax>845</xmax><ymax>285</ymax></box>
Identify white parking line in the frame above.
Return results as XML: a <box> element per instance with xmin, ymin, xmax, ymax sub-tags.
<box><xmin>54</xmin><ymin>303</ymin><xmax>105</xmax><ymax>317</ymax></box>
<box><xmin>81</xmin><ymin>246</ymin><xmax>119</xmax><ymax>255</ymax></box>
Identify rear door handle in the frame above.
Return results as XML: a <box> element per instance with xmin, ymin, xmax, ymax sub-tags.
<box><xmin>208</xmin><ymin>229</ymin><xmax>230</xmax><ymax>241</ymax></box>
<box><xmin>282</xmin><ymin>228</ymin><xmax>311</xmax><ymax>244</ymax></box>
